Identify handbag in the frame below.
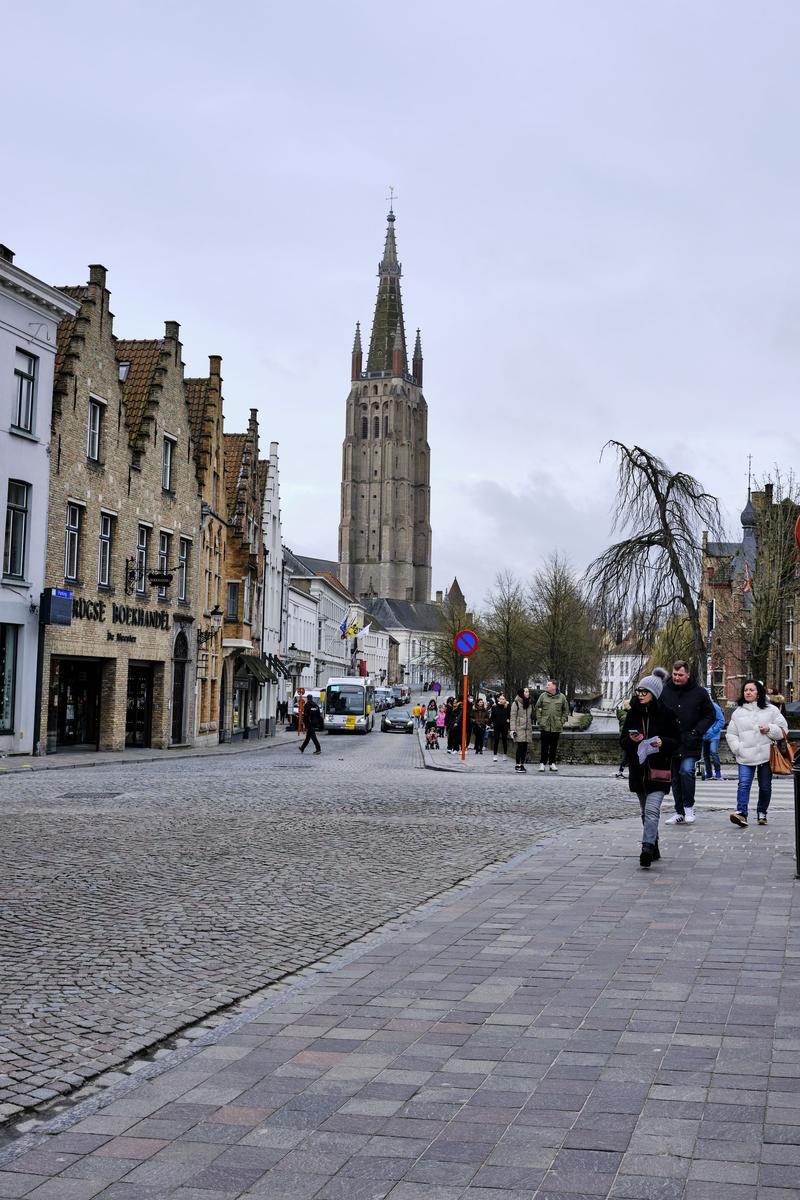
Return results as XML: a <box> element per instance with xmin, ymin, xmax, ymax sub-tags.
<box><xmin>770</xmin><ymin>739</ymin><xmax>793</xmax><ymax>775</ymax></box>
<box><xmin>648</xmin><ymin>766</ymin><xmax>673</xmax><ymax>784</ymax></box>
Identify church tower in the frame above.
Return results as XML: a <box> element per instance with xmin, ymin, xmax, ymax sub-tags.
<box><xmin>338</xmin><ymin>207</ymin><xmax>432</xmax><ymax>602</ymax></box>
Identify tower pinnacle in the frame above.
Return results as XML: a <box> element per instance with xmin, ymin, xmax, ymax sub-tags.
<box><xmin>368</xmin><ymin>209</ymin><xmax>406</xmax><ymax>373</ymax></box>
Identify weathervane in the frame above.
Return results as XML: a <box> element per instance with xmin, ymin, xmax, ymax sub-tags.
<box><xmin>386</xmin><ymin>186</ymin><xmax>397</xmax><ymax>213</ymax></box>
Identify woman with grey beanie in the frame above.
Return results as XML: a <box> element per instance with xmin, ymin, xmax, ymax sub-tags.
<box><xmin>620</xmin><ymin>667</ymin><xmax>681</xmax><ymax>868</ymax></box>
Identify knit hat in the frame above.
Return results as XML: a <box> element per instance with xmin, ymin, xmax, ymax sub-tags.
<box><xmin>636</xmin><ymin>666</ymin><xmax>668</xmax><ymax>699</ymax></box>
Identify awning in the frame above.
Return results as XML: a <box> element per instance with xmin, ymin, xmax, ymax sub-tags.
<box><xmin>238</xmin><ymin>656</ymin><xmax>276</xmax><ymax>684</ymax></box>
<box><xmin>268</xmin><ymin>654</ymin><xmax>292</xmax><ymax>679</ymax></box>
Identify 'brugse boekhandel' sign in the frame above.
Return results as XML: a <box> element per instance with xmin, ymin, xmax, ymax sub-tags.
<box><xmin>72</xmin><ymin>597</ymin><xmax>171</xmax><ymax>630</ymax></box>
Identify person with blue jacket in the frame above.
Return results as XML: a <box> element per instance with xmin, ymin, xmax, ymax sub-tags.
<box><xmin>702</xmin><ymin>697</ymin><xmax>726</xmax><ymax>780</ymax></box>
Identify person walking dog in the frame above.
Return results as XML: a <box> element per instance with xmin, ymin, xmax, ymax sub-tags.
<box><xmin>725</xmin><ymin>679</ymin><xmax>788</xmax><ymax>827</ymax></box>
<box><xmin>620</xmin><ymin>668</ymin><xmax>680</xmax><ymax>869</ymax></box>
<box><xmin>535</xmin><ymin>680</ymin><xmax>570</xmax><ymax>772</ymax></box>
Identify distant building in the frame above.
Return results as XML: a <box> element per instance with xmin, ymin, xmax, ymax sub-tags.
<box><xmin>338</xmin><ymin>207</ymin><xmax>432</xmax><ymax>603</ymax></box>
<box><xmin>0</xmin><ymin>246</ymin><xmax>79</xmax><ymax>756</ymax></box>
<box><xmin>599</xmin><ymin>635</ymin><xmax>648</xmax><ymax>711</ymax></box>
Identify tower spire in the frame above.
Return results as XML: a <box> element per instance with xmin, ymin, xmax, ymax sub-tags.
<box><xmin>351</xmin><ymin>321</ymin><xmax>362</xmax><ymax>380</ymax></box>
<box><xmin>412</xmin><ymin>328</ymin><xmax>423</xmax><ymax>386</ymax></box>
<box><xmin>367</xmin><ymin>207</ymin><xmax>407</xmax><ymax>374</ymax></box>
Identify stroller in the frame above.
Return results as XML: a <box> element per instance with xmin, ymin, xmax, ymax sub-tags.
<box><xmin>425</xmin><ymin>724</ymin><xmax>440</xmax><ymax>750</ymax></box>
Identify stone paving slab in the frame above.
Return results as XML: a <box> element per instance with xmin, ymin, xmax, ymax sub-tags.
<box><xmin>1</xmin><ymin>794</ymin><xmax>799</xmax><ymax>1197</ymax></box>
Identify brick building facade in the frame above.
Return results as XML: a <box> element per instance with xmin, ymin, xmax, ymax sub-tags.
<box><xmin>39</xmin><ymin>266</ymin><xmax>202</xmax><ymax>752</ymax></box>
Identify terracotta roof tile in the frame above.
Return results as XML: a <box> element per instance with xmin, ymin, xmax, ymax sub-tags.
<box><xmin>184</xmin><ymin>377</ymin><xmax>209</xmax><ymax>448</ymax></box>
<box><xmin>223</xmin><ymin>433</ymin><xmax>247</xmax><ymax>521</ymax></box>
<box><xmin>115</xmin><ymin>339</ymin><xmax>163</xmax><ymax>445</ymax></box>
<box><xmin>54</xmin><ymin>286</ymin><xmax>87</xmax><ymax>378</ymax></box>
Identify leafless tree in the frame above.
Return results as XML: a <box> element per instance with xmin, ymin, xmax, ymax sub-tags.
<box><xmin>481</xmin><ymin>570</ymin><xmax>536</xmax><ymax>696</ymax></box>
<box><xmin>429</xmin><ymin>591</ymin><xmax>488</xmax><ymax>693</ymax></box>
<box><xmin>586</xmin><ymin>442</ymin><xmax>724</xmax><ymax>677</ymax></box>
<box><xmin>528</xmin><ymin>553</ymin><xmax>601</xmax><ymax>701</ymax></box>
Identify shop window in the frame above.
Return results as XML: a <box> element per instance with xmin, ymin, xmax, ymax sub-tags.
<box><xmin>178</xmin><ymin>537</ymin><xmax>190</xmax><ymax>602</ymax></box>
<box><xmin>157</xmin><ymin>531</ymin><xmax>171</xmax><ymax>598</ymax></box>
<box><xmin>98</xmin><ymin>512</ymin><xmax>114</xmax><ymax>588</ymax></box>
<box><xmin>162</xmin><ymin>436</ymin><xmax>176</xmax><ymax>492</ymax></box>
<box><xmin>226</xmin><ymin>581</ymin><xmax>239</xmax><ymax>621</ymax></box>
<box><xmin>65</xmin><ymin>503</ymin><xmax>83</xmax><ymax>582</ymax></box>
<box><xmin>135</xmin><ymin>524</ymin><xmax>149</xmax><ymax>594</ymax></box>
<box><xmin>0</xmin><ymin>624</ymin><xmax>17</xmax><ymax>732</ymax></box>
<box><xmin>3</xmin><ymin>481</ymin><xmax>29</xmax><ymax>580</ymax></box>
<box><xmin>13</xmin><ymin>351</ymin><xmax>36</xmax><ymax>433</ymax></box>
<box><xmin>87</xmin><ymin>398</ymin><xmax>104</xmax><ymax>462</ymax></box>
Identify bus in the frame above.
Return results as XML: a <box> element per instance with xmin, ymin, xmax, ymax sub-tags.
<box><xmin>324</xmin><ymin>676</ymin><xmax>375</xmax><ymax>733</ymax></box>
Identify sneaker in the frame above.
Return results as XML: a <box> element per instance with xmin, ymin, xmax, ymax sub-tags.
<box><xmin>714</xmin><ymin>773</ymin><xmax>722</xmax><ymax>780</ymax></box>
<box><xmin>493</xmin><ymin>755</ymin><xmax>498</xmax><ymax>762</ymax></box>
<box><xmin>549</xmin><ymin>764</ymin><xmax>558</xmax><ymax>772</ymax></box>
<box><xmin>615</xmin><ymin>771</ymin><xmax>625</xmax><ymax>778</ymax></box>
<box><xmin>519</xmin><ymin>766</ymin><xmax>527</xmax><ymax>773</ymax></box>
<box><xmin>539</xmin><ymin>763</ymin><xmax>546</xmax><ymax>772</ymax></box>
<box><xmin>639</xmin><ymin>843</ymin><xmax>654</xmax><ymax>869</ymax></box>
<box><xmin>515</xmin><ymin>765</ymin><xmax>520</xmax><ymax>772</ymax></box>
<box><xmin>313</xmin><ymin>748</ymin><xmax>321</xmax><ymax>754</ymax></box>
<box><xmin>665</xmin><ymin>813</ymin><xmax>685</xmax><ymax>824</ymax></box>
<box><xmin>684</xmin><ymin>810</ymin><xmax>695</xmax><ymax>824</ymax></box>
<box><xmin>730</xmin><ymin>811</ymin><xmax>748</xmax><ymax>828</ymax></box>
<box><xmin>757</xmin><ymin>814</ymin><xmax>768</xmax><ymax>825</ymax></box>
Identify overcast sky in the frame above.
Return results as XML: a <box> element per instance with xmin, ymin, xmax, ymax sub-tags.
<box><xmin>4</xmin><ymin>1</ymin><xmax>799</xmax><ymax>609</ymax></box>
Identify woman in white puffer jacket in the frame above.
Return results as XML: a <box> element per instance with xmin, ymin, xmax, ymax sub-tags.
<box><xmin>725</xmin><ymin>679</ymin><xmax>788</xmax><ymax>828</ymax></box>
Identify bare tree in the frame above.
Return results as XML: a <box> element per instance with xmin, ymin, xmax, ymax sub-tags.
<box><xmin>586</xmin><ymin>442</ymin><xmax>724</xmax><ymax>677</ymax></box>
<box><xmin>429</xmin><ymin>591</ymin><xmax>488</xmax><ymax>692</ymax></box>
<box><xmin>481</xmin><ymin>571</ymin><xmax>536</xmax><ymax>696</ymax></box>
<box><xmin>528</xmin><ymin>553</ymin><xmax>601</xmax><ymax>701</ymax></box>
<box><xmin>750</xmin><ymin>472</ymin><xmax>800</xmax><ymax>684</ymax></box>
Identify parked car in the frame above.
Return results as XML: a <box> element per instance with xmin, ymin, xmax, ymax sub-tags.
<box><xmin>375</xmin><ymin>687</ymin><xmax>393</xmax><ymax>712</ymax></box>
<box><xmin>382</xmin><ymin>707</ymin><xmax>414</xmax><ymax>733</ymax></box>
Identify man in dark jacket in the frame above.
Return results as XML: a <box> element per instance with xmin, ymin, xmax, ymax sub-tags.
<box><xmin>660</xmin><ymin>660</ymin><xmax>715</xmax><ymax>824</ymax></box>
<box><xmin>299</xmin><ymin>696</ymin><xmax>322</xmax><ymax>754</ymax></box>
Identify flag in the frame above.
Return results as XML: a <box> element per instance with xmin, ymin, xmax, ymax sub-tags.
<box><xmin>355</xmin><ymin>623</ymin><xmax>372</xmax><ymax>639</ymax></box>
<box><xmin>742</xmin><ymin>562</ymin><xmax>753</xmax><ymax>594</ymax></box>
<box><xmin>339</xmin><ymin>616</ymin><xmax>349</xmax><ymax>639</ymax></box>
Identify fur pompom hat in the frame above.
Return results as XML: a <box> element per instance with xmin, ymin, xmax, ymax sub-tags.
<box><xmin>636</xmin><ymin>666</ymin><xmax>668</xmax><ymax>700</ymax></box>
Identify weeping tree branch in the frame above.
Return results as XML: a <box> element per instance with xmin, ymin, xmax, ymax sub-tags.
<box><xmin>586</xmin><ymin>442</ymin><xmax>724</xmax><ymax>676</ymax></box>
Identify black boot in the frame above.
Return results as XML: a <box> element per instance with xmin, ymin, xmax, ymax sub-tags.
<box><xmin>651</xmin><ymin>841</ymin><xmax>660</xmax><ymax>861</ymax></box>
<box><xmin>639</xmin><ymin>843</ymin><xmax>655</xmax><ymax>869</ymax></box>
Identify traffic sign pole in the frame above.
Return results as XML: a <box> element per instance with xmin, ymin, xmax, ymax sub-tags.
<box><xmin>461</xmin><ymin>657</ymin><xmax>468</xmax><ymax>761</ymax></box>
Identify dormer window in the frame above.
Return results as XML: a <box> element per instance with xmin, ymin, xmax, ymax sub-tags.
<box><xmin>118</xmin><ymin>362</ymin><xmax>130</xmax><ymax>383</ymax></box>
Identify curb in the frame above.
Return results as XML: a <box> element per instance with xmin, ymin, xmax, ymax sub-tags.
<box><xmin>0</xmin><ymin>734</ymin><xmax>299</xmax><ymax>777</ymax></box>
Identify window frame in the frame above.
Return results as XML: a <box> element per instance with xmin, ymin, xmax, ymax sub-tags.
<box><xmin>64</xmin><ymin>502</ymin><xmax>82</xmax><ymax>582</ymax></box>
<box><xmin>157</xmin><ymin>531</ymin><xmax>171</xmax><ymax>599</ymax></box>
<box><xmin>226</xmin><ymin>580</ymin><xmax>239</xmax><ymax>621</ymax></box>
<box><xmin>3</xmin><ymin>481</ymin><xmax>30</xmax><ymax>580</ymax></box>
<box><xmin>13</xmin><ymin>351</ymin><xmax>37</xmax><ymax>433</ymax></box>
<box><xmin>178</xmin><ymin>537</ymin><xmax>189</xmax><ymax>602</ymax></box>
<box><xmin>136</xmin><ymin>524</ymin><xmax>149</xmax><ymax>595</ymax></box>
<box><xmin>162</xmin><ymin>436</ymin><xmax>176</xmax><ymax>492</ymax></box>
<box><xmin>98</xmin><ymin>512</ymin><xmax>114</xmax><ymax>588</ymax></box>
<box><xmin>86</xmin><ymin>397</ymin><xmax>104</xmax><ymax>462</ymax></box>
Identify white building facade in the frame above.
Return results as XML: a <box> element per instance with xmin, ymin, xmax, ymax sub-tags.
<box><xmin>258</xmin><ymin>441</ymin><xmax>289</xmax><ymax>731</ymax></box>
<box><xmin>285</xmin><ymin>581</ymin><xmax>318</xmax><ymax>696</ymax></box>
<box><xmin>600</xmin><ymin>639</ymin><xmax>648</xmax><ymax>711</ymax></box>
<box><xmin>1</xmin><ymin>246</ymin><xmax>79</xmax><ymax>756</ymax></box>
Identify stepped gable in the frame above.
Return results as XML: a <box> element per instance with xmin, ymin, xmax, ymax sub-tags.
<box><xmin>114</xmin><ymin>338</ymin><xmax>165</xmax><ymax>455</ymax></box>
<box><xmin>223</xmin><ymin>432</ymin><xmax>247</xmax><ymax>523</ymax></box>
<box><xmin>54</xmin><ymin>286</ymin><xmax>87</xmax><ymax>379</ymax></box>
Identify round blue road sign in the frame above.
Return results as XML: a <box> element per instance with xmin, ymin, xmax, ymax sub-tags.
<box><xmin>454</xmin><ymin>628</ymin><xmax>479</xmax><ymax>656</ymax></box>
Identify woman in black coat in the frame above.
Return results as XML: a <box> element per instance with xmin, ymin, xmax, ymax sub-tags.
<box><xmin>620</xmin><ymin>668</ymin><xmax>680</xmax><ymax>868</ymax></box>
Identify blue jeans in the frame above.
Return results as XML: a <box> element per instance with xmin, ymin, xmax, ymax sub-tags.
<box><xmin>638</xmin><ymin>790</ymin><xmax>664</xmax><ymax>844</ymax></box>
<box><xmin>671</xmin><ymin>756</ymin><xmax>697</xmax><ymax>814</ymax></box>
<box><xmin>703</xmin><ymin>739</ymin><xmax>721</xmax><ymax>778</ymax></box>
<box><xmin>736</xmin><ymin>762</ymin><xmax>772</xmax><ymax>817</ymax></box>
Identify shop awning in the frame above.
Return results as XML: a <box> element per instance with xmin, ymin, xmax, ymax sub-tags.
<box><xmin>239</xmin><ymin>656</ymin><xmax>276</xmax><ymax>684</ymax></box>
<box><xmin>268</xmin><ymin>654</ymin><xmax>292</xmax><ymax>679</ymax></box>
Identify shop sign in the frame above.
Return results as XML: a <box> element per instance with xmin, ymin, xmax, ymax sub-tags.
<box><xmin>68</xmin><ymin>597</ymin><xmax>172</xmax><ymax>635</ymax></box>
<box><xmin>41</xmin><ymin>588</ymin><xmax>73</xmax><ymax>626</ymax></box>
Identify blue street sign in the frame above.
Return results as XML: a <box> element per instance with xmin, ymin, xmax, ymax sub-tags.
<box><xmin>454</xmin><ymin>628</ymin><xmax>478</xmax><ymax>656</ymax></box>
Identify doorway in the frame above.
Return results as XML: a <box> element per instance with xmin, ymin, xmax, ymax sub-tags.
<box><xmin>171</xmin><ymin>631</ymin><xmax>188</xmax><ymax>744</ymax></box>
<box><xmin>126</xmin><ymin>664</ymin><xmax>153</xmax><ymax>748</ymax></box>
<box><xmin>53</xmin><ymin>659</ymin><xmax>101</xmax><ymax>749</ymax></box>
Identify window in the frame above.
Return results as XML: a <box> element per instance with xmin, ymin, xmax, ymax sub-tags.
<box><xmin>64</xmin><ymin>503</ymin><xmax>82</xmax><ymax>582</ymax></box>
<box><xmin>788</xmin><ymin>606</ymin><xmax>795</xmax><ymax>646</ymax></box>
<box><xmin>13</xmin><ymin>351</ymin><xmax>36</xmax><ymax>433</ymax></box>
<box><xmin>87</xmin><ymin>399</ymin><xmax>103</xmax><ymax>461</ymax></box>
<box><xmin>136</xmin><ymin>525</ymin><xmax>149</xmax><ymax>594</ymax></box>
<box><xmin>384</xmin><ymin>414</ymin><xmax>388</xmax><ymax>436</ymax></box>
<box><xmin>226</xmin><ymin>581</ymin><xmax>239</xmax><ymax>620</ymax></box>
<box><xmin>3</xmin><ymin>482</ymin><xmax>29</xmax><ymax>579</ymax></box>
<box><xmin>373</xmin><ymin>415</ymin><xmax>380</xmax><ymax>438</ymax></box>
<box><xmin>178</xmin><ymin>537</ymin><xmax>189</xmax><ymax>602</ymax></box>
<box><xmin>0</xmin><ymin>624</ymin><xmax>18</xmax><ymax>732</ymax></box>
<box><xmin>162</xmin><ymin>437</ymin><xmax>175</xmax><ymax>491</ymax></box>
<box><xmin>243</xmin><ymin>572</ymin><xmax>252</xmax><ymax>624</ymax></box>
<box><xmin>157</xmin><ymin>531</ymin><xmax>171</xmax><ymax>598</ymax></box>
<box><xmin>98</xmin><ymin>513</ymin><xmax>114</xmax><ymax>587</ymax></box>
<box><xmin>361</xmin><ymin>414</ymin><xmax>368</xmax><ymax>439</ymax></box>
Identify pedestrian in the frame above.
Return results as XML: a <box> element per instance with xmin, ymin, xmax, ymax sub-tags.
<box><xmin>702</xmin><ymin>696</ymin><xmax>726</xmax><ymax>780</ymax></box>
<box><xmin>615</xmin><ymin>699</ymin><xmax>631</xmax><ymax>777</ymax></box>
<box><xmin>436</xmin><ymin>704</ymin><xmax>446</xmax><ymax>738</ymax></box>
<box><xmin>472</xmin><ymin>698</ymin><xmax>488</xmax><ymax>754</ymax></box>
<box><xmin>660</xmin><ymin>660</ymin><xmax>716</xmax><ymax>824</ymax></box>
<box><xmin>426</xmin><ymin>697</ymin><xmax>438</xmax><ymax>731</ymax></box>
<box><xmin>299</xmin><ymin>695</ymin><xmax>322</xmax><ymax>754</ymax></box>
<box><xmin>621</xmin><ymin>667</ymin><xmax>680</xmax><ymax>868</ymax></box>
<box><xmin>510</xmin><ymin>687</ymin><xmax>534</xmax><ymax>773</ymax></box>
<box><xmin>465</xmin><ymin>695</ymin><xmax>474</xmax><ymax>750</ymax></box>
<box><xmin>490</xmin><ymin>694</ymin><xmax>510</xmax><ymax>760</ymax></box>
<box><xmin>447</xmin><ymin>696</ymin><xmax>462</xmax><ymax>754</ymax></box>
<box><xmin>535</xmin><ymin>680</ymin><xmax>570</xmax><ymax>772</ymax></box>
<box><xmin>725</xmin><ymin>679</ymin><xmax>788</xmax><ymax>827</ymax></box>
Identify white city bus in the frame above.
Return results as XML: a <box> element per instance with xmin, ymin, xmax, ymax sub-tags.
<box><xmin>324</xmin><ymin>676</ymin><xmax>375</xmax><ymax>733</ymax></box>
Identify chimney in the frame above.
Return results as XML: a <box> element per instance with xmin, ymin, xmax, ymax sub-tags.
<box><xmin>0</xmin><ymin>245</ymin><xmax>14</xmax><ymax>264</ymax></box>
<box><xmin>88</xmin><ymin>264</ymin><xmax>107</xmax><ymax>288</ymax></box>
<box><xmin>435</xmin><ymin>590</ymin><xmax>443</xmax><ymax>604</ymax></box>
<box><xmin>209</xmin><ymin>354</ymin><xmax>222</xmax><ymax>381</ymax></box>
<box><xmin>764</xmin><ymin>482</ymin><xmax>774</xmax><ymax>505</ymax></box>
<box><xmin>164</xmin><ymin>320</ymin><xmax>180</xmax><ymax>340</ymax></box>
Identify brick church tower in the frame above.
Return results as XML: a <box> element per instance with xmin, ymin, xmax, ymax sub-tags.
<box><xmin>338</xmin><ymin>207</ymin><xmax>432</xmax><ymax>602</ymax></box>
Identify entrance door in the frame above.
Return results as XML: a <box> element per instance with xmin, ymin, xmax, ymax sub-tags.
<box><xmin>171</xmin><ymin>631</ymin><xmax>188</xmax><ymax>744</ymax></box>
<box><xmin>56</xmin><ymin>660</ymin><xmax>101</xmax><ymax>749</ymax></box>
<box><xmin>126</xmin><ymin>665</ymin><xmax>153</xmax><ymax>748</ymax></box>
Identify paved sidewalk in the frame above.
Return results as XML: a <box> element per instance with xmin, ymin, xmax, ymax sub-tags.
<box><xmin>1</xmin><ymin>801</ymin><xmax>799</xmax><ymax>1198</ymax></box>
<box><xmin>0</xmin><ymin>729</ymin><xmax>300</xmax><ymax>776</ymax></box>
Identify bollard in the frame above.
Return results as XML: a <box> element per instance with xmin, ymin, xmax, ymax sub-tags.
<box><xmin>794</xmin><ymin>740</ymin><xmax>800</xmax><ymax>880</ymax></box>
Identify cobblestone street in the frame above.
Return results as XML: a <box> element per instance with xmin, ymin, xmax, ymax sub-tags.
<box><xmin>1</xmin><ymin>730</ymin><xmax>631</xmax><ymax>1121</ymax></box>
